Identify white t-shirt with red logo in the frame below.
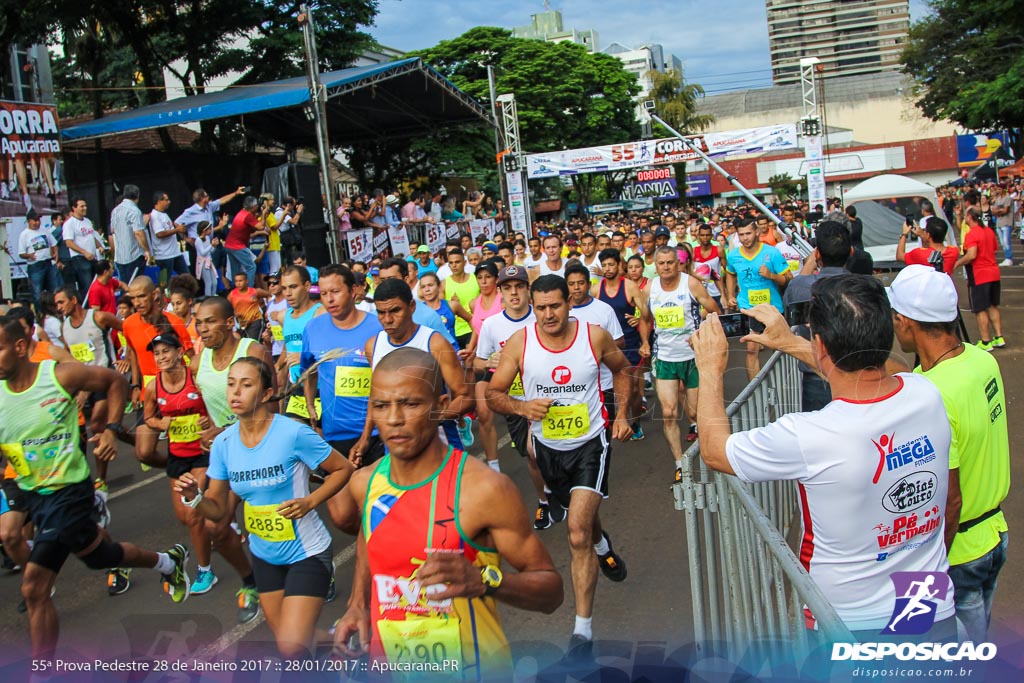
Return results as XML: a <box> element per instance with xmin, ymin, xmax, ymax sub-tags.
<box><xmin>725</xmin><ymin>373</ymin><xmax>955</xmax><ymax>631</ymax></box>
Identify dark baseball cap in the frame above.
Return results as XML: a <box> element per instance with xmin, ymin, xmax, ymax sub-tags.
<box><xmin>654</xmin><ymin>226</ymin><xmax>671</xmax><ymax>237</ymax></box>
<box><xmin>497</xmin><ymin>265</ymin><xmax>529</xmax><ymax>285</ymax></box>
<box><xmin>146</xmin><ymin>333</ymin><xmax>182</xmax><ymax>351</ymax></box>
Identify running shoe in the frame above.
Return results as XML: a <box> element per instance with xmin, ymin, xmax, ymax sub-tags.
<box><xmin>992</xmin><ymin>336</ymin><xmax>1006</xmax><ymax>348</ymax></box>
<box><xmin>326</xmin><ymin>576</ymin><xmax>337</xmax><ymax>603</ymax></box>
<box><xmin>93</xmin><ymin>485</ymin><xmax>111</xmax><ymax>529</ymax></box>
<box><xmin>674</xmin><ymin>467</ymin><xmax>683</xmax><ymax>485</ymax></box>
<box><xmin>549</xmin><ymin>503</ymin><xmax>567</xmax><ymax>525</ymax></box>
<box><xmin>977</xmin><ymin>340</ymin><xmax>994</xmax><ymax>352</ymax></box>
<box><xmin>999</xmin><ymin>259</ymin><xmax>1013</xmax><ymax>267</ymax></box>
<box><xmin>190</xmin><ymin>568</ymin><xmax>218</xmax><ymax>595</ymax></box>
<box><xmin>630</xmin><ymin>423</ymin><xmax>645</xmax><ymax>441</ymax></box>
<box><xmin>237</xmin><ymin>586</ymin><xmax>260</xmax><ymax>623</ymax></box>
<box><xmin>535</xmin><ymin>504</ymin><xmax>553</xmax><ymax>530</ymax></box>
<box><xmin>565</xmin><ymin>634</ymin><xmax>594</xmax><ymax>662</ymax></box>
<box><xmin>0</xmin><ymin>545</ymin><xmax>18</xmax><ymax>572</ymax></box>
<box><xmin>458</xmin><ymin>416</ymin><xmax>475</xmax><ymax>449</ymax></box>
<box><xmin>596</xmin><ymin>532</ymin><xmax>627</xmax><ymax>582</ymax></box>
<box><xmin>107</xmin><ymin>568</ymin><xmax>131</xmax><ymax>596</ymax></box>
<box><xmin>140</xmin><ymin>463</ymin><xmax>152</xmax><ymax>472</ymax></box>
<box><xmin>685</xmin><ymin>424</ymin><xmax>698</xmax><ymax>442</ymax></box>
<box><xmin>161</xmin><ymin>544</ymin><xmax>191</xmax><ymax>603</ymax></box>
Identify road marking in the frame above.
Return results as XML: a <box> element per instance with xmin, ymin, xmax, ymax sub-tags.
<box><xmin>109</xmin><ymin>473</ymin><xmax>164</xmax><ymax>501</ymax></box>
<box><xmin>195</xmin><ymin>429</ymin><xmax>513</xmax><ymax>658</ymax></box>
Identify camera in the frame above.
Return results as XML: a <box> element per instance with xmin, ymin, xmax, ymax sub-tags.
<box><xmin>241</xmin><ymin>186</ymin><xmax>251</xmax><ymax>193</ymax></box>
<box><xmin>718</xmin><ymin>313</ymin><xmax>765</xmax><ymax>339</ymax></box>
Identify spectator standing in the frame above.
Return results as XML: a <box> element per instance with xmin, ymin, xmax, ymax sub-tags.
<box><xmin>692</xmin><ymin>276</ymin><xmax>956</xmax><ymax>640</ymax></box>
<box><xmin>48</xmin><ymin>210</ymin><xmax>72</xmax><ymax>286</ymax></box>
<box><xmin>890</xmin><ymin>265</ymin><xmax>1010</xmax><ymax>643</ymax></box>
<box><xmin>19</xmin><ymin>208</ymin><xmax>60</xmax><ymax>303</ymax></box>
<box><xmin>845</xmin><ymin>205</ymin><xmax>864</xmax><ymax>251</ymax></box>
<box><xmin>224</xmin><ymin>196</ymin><xmax>270</xmax><ymax>286</ymax></box>
<box><xmin>63</xmin><ymin>197</ymin><xmax>106</xmax><ymax>297</ymax></box>
<box><xmin>991</xmin><ymin>184</ymin><xmax>1015</xmax><ymax>266</ymax></box>
<box><xmin>194</xmin><ymin>221</ymin><xmax>218</xmax><ymax>297</ymax></box>
<box><xmin>148</xmin><ymin>191</ymin><xmax>188</xmax><ymax>284</ymax></box>
<box><xmin>110</xmin><ymin>184</ymin><xmax>150</xmax><ymax>283</ymax></box>
<box><xmin>175</xmin><ymin>186</ymin><xmax>246</xmax><ymax>266</ymax></box>
<box><xmin>955</xmin><ymin>208</ymin><xmax>1004</xmax><ymax>350</ymax></box>
<box><xmin>897</xmin><ymin>217</ymin><xmax>959</xmax><ymax>275</ymax></box>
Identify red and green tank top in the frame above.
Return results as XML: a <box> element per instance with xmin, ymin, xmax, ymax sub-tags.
<box><xmin>363</xmin><ymin>447</ymin><xmax>511</xmax><ymax>681</ymax></box>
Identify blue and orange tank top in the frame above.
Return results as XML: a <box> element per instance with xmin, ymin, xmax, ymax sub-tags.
<box><xmin>363</xmin><ymin>447</ymin><xmax>511</xmax><ymax>681</ymax></box>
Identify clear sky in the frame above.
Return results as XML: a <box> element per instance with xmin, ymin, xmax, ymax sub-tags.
<box><xmin>369</xmin><ymin>0</ymin><xmax>932</xmax><ymax>94</ymax></box>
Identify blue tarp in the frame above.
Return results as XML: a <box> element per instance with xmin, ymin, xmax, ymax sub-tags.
<box><xmin>61</xmin><ymin>58</ymin><xmax>490</xmax><ymax>145</ymax></box>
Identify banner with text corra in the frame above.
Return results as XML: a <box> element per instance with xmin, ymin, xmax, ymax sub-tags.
<box><xmin>525</xmin><ymin>124</ymin><xmax>798</xmax><ymax>180</ymax></box>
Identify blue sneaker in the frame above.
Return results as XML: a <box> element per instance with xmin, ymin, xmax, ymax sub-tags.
<box><xmin>458</xmin><ymin>416</ymin><xmax>475</xmax><ymax>449</ymax></box>
<box><xmin>191</xmin><ymin>568</ymin><xmax>218</xmax><ymax>595</ymax></box>
<box><xmin>630</xmin><ymin>424</ymin><xmax>645</xmax><ymax>441</ymax></box>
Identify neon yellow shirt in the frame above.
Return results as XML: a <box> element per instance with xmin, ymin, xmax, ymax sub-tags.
<box><xmin>917</xmin><ymin>343</ymin><xmax>1009</xmax><ymax>565</ymax></box>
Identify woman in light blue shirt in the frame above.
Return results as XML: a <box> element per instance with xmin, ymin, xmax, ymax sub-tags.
<box><xmin>175</xmin><ymin>357</ymin><xmax>353</xmax><ymax>657</ymax></box>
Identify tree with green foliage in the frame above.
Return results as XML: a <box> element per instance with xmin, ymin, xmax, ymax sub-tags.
<box><xmin>6</xmin><ymin>2</ymin><xmax>381</xmax><ymax>152</ymax></box>
<box><xmin>768</xmin><ymin>173</ymin><xmax>801</xmax><ymax>201</ymax></box>
<box><xmin>397</xmin><ymin>27</ymin><xmax>641</xmax><ymax>208</ymax></box>
<box><xmin>902</xmin><ymin>0</ymin><xmax>1024</xmax><ymax>153</ymax></box>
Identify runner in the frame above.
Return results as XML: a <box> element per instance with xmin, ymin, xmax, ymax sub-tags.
<box><xmin>0</xmin><ymin>315</ymin><xmax>190</xmax><ymax>659</ymax></box>
<box><xmin>363</xmin><ymin>278</ymin><xmax>473</xmax><ymax>457</ymax></box>
<box><xmin>693</xmin><ymin>223</ymin><xmax>727</xmax><ymax>310</ymax></box>
<box><xmin>440</xmin><ymin>249</ymin><xmax>480</xmax><ymax>349</ymax></box>
<box><xmin>638</xmin><ymin>231</ymin><xmax>658</xmax><ymax>280</ymax></box>
<box><xmin>262</xmin><ymin>272</ymin><xmax>288</xmax><ymax>364</ymax></box>
<box><xmin>566</xmin><ymin>262</ymin><xmax>625</xmax><ymax>423</ymax></box>
<box><xmin>330</xmin><ymin>347</ymin><xmax>563</xmax><ymax>678</ymax></box>
<box><xmin>377</xmin><ymin>258</ymin><xmax>455</xmax><ymax>344</ymax></box>
<box><xmin>227</xmin><ymin>271</ymin><xmax>270</xmax><ymax>341</ymax></box>
<box><xmin>418</xmin><ymin>272</ymin><xmax>459</xmax><ymax>345</ymax></box>
<box><xmin>455</xmin><ymin>261</ymin><xmax>504</xmax><ymax>467</ymax></box>
<box><xmin>723</xmin><ymin>218</ymin><xmax>791</xmax><ymax>380</ymax></box>
<box><xmin>529</xmin><ymin>234</ymin><xmax>566</xmax><ymax>280</ymax></box>
<box><xmin>473</xmin><ymin>265</ymin><xmax>554</xmax><ymax>528</ymax></box>
<box><xmin>142</xmin><ymin>334</ymin><xmax>216</xmax><ymax>595</ymax></box>
<box><xmin>123</xmin><ymin>276</ymin><xmax>194</xmax><ymax>469</ymax></box>
<box><xmin>579</xmin><ymin>233</ymin><xmax>602</xmax><ymax>280</ymax></box>
<box><xmin>55</xmin><ymin>284</ymin><xmax>123</xmax><ymax>490</ymax></box>
<box><xmin>276</xmin><ymin>265</ymin><xmax>325</xmax><ymax>423</ymax></box>
<box><xmin>192</xmin><ymin>295</ymin><xmax>272</xmax><ymax>621</ymax></box>
<box><xmin>299</xmin><ymin>265</ymin><xmax>385</xmax><ymax>470</ymax></box>
<box><xmin>486</xmin><ymin>275</ymin><xmax>632</xmax><ymax>657</ymax></box>
<box><xmin>176</xmin><ymin>356</ymin><xmax>353</xmax><ymax>657</ymax></box>
<box><xmin>167</xmin><ymin>275</ymin><xmax>202</xmax><ymax>352</ymax></box>
<box><xmin>625</xmin><ymin>255</ymin><xmax>649</xmax><ymax>292</ymax></box>
<box><xmin>639</xmin><ymin>246</ymin><xmax>721</xmax><ymax>483</ymax></box>
<box><xmin>594</xmin><ymin>248</ymin><xmax>649</xmax><ymax>440</ymax></box>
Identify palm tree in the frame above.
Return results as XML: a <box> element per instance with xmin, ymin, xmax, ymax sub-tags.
<box><xmin>647</xmin><ymin>69</ymin><xmax>715</xmax><ymax>135</ymax></box>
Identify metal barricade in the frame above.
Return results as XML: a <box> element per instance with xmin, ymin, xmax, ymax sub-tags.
<box><xmin>673</xmin><ymin>350</ymin><xmax>854</xmax><ymax>662</ymax></box>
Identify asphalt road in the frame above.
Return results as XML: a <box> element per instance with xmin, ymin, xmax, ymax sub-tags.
<box><xmin>1</xmin><ymin>261</ymin><xmax>1022</xmax><ymax>681</ymax></box>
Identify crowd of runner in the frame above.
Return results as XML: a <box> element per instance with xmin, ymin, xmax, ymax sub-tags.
<box><xmin>0</xmin><ymin>179</ymin><xmax>1014</xmax><ymax>677</ymax></box>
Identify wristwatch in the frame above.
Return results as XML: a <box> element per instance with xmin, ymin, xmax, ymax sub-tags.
<box><xmin>105</xmin><ymin>422</ymin><xmax>124</xmax><ymax>434</ymax></box>
<box><xmin>480</xmin><ymin>564</ymin><xmax>503</xmax><ymax>596</ymax></box>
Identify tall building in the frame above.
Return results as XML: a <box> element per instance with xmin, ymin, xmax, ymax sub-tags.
<box><xmin>602</xmin><ymin>43</ymin><xmax>681</xmax><ymax>97</ymax></box>
<box><xmin>513</xmin><ymin>9</ymin><xmax>599</xmax><ymax>52</ymax></box>
<box><xmin>766</xmin><ymin>0</ymin><xmax>910</xmax><ymax>85</ymax></box>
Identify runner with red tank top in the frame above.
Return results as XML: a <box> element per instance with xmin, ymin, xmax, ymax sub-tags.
<box><xmin>143</xmin><ymin>333</ymin><xmax>217</xmax><ymax>595</ymax></box>
<box><xmin>693</xmin><ymin>223</ymin><xmax>726</xmax><ymax>310</ymax></box>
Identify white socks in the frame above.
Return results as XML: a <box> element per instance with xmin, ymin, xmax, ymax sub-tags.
<box><xmin>593</xmin><ymin>536</ymin><xmax>610</xmax><ymax>556</ymax></box>
<box><xmin>154</xmin><ymin>552</ymin><xmax>175</xmax><ymax>574</ymax></box>
<box><xmin>574</xmin><ymin>615</ymin><xmax>593</xmax><ymax>640</ymax></box>
<box><xmin>487</xmin><ymin>459</ymin><xmax>501</xmax><ymax>472</ymax></box>
<box><xmin>675</xmin><ymin>458</ymin><xmax>683</xmax><ymax>470</ymax></box>
<box><xmin>197</xmin><ymin>564</ymin><xmax>211</xmax><ymax>573</ymax></box>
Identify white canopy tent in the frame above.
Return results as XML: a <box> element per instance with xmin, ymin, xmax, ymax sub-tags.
<box><xmin>844</xmin><ymin>174</ymin><xmax>949</xmax><ymax>265</ymax></box>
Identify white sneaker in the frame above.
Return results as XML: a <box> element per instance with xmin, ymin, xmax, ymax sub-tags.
<box><xmin>999</xmin><ymin>259</ymin><xmax>1013</xmax><ymax>267</ymax></box>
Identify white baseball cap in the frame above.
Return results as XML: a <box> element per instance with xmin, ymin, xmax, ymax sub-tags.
<box><xmin>886</xmin><ymin>264</ymin><xmax>958</xmax><ymax>322</ymax></box>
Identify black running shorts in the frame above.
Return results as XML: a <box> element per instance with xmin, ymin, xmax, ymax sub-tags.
<box><xmin>251</xmin><ymin>545</ymin><xmax>333</xmax><ymax>598</ymax></box>
<box><xmin>166</xmin><ymin>453</ymin><xmax>210</xmax><ymax>480</ymax></box>
<box><xmin>505</xmin><ymin>414</ymin><xmax>529</xmax><ymax>458</ymax></box>
<box><xmin>532</xmin><ymin>431</ymin><xmax>611</xmax><ymax>508</ymax></box>
<box><xmin>25</xmin><ymin>479</ymin><xmax>100</xmax><ymax>571</ymax></box>
<box><xmin>969</xmin><ymin>281</ymin><xmax>1000</xmax><ymax>313</ymax></box>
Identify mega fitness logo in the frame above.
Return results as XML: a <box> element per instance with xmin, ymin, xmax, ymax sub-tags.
<box><xmin>535</xmin><ymin>365</ymin><xmax>587</xmax><ymax>396</ymax></box>
<box><xmin>871</xmin><ymin>432</ymin><xmax>937</xmax><ymax>484</ymax></box>
<box><xmin>832</xmin><ymin>572</ymin><xmax>997</xmax><ymax>662</ymax></box>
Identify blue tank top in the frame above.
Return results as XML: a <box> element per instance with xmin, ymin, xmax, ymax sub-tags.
<box><xmin>283</xmin><ymin>304</ymin><xmax>323</xmax><ymax>382</ymax></box>
<box><xmin>428</xmin><ymin>299</ymin><xmax>459</xmax><ymax>349</ymax></box>
<box><xmin>598</xmin><ymin>278</ymin><xmax>642</xmax><ymax>352</ymax></box>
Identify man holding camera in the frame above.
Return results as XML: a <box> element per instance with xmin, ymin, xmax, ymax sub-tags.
<box><xmin>224</xmin><ymin>196</ymin><xmax>270</xmax><ymax>286</ymax></box>
<box><xmin>692</xmin><ymin>275</ymin><xmax>957</xmax><ymax>640</ymax></box>
<box><xmin>176</xmin><ymin>186</ymin><xmax>247</xmax><ymax>269</ymax></box>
